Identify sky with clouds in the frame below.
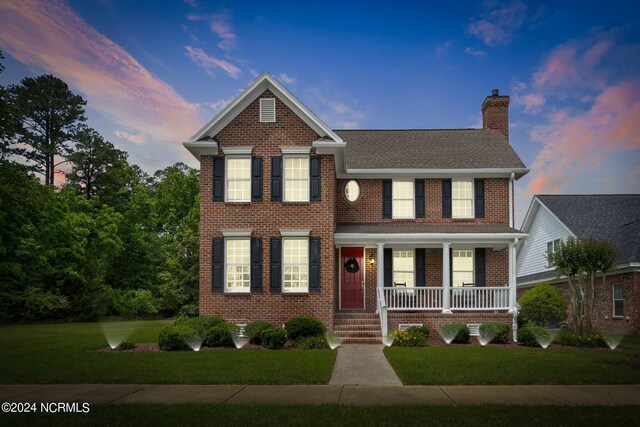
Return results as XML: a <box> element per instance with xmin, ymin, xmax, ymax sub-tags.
<box><xmin>0</xmin><ymin>0</ymin><xmax>638</xmax><ymax>224</ymax></box>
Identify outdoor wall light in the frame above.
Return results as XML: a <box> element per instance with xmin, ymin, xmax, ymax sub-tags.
<box><xmin>369</xmin><ymin>256</ymin><xmax>375</xmax><ymax>265</ymax></box>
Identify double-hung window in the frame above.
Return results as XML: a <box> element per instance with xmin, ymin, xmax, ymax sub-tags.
<box><xmin>452</xmin><ymin>180</ymin><xmax>473</xmax><ymax>218</ymax></box>
<box><xmin>613</xmin><ymin>284</ymin><xmax>624</xmax><ymax>317</ymax></box>
<box><xmin>392</xmin><ymin>180</ymin><xmax>414</xmax><ymax>218</ymax></box>
<box><xmin>226</xmin><ymin>157</ymin><xmax>251</xmax><ymax>202</ymax></box>
<box><xmin>452</xmin><ymin>250</ymin><xmax>474</xmax><ymax>287</ymax></box>
<box><xmin>546</xmin><ymin>239</ymin><xmax>562</xmax><ymax>267</ymax></box>
<box><xmin>225</xmin><ymin>239</ymin><xmax>250</xmax><ymax>292</ymax></box>
<box><xmin>393</xmin><ymin>250</ymin><xmax>414</xmax><ymax>288</ymax></box>
<box><xmin>284</xmin><ymin>156</ymin><xmax>309</xmax><ymax>202</ymax></box>
<box><xmin>283</xmin><ymin>238</ymin><xmax>308</xmax><ymax>292</ymax></box>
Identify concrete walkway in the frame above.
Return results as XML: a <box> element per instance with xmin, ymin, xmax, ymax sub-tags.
<box><xmin>2</xmin><ymin>384</ymin><xmax>640</xmax><ymax>406</ymax></box>
<box><xmin>330</xmin><ymin>344</ymin><xmax>402</xmax><ymax>386</ymax></box>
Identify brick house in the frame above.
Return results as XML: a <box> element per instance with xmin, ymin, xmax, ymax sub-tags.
<box><xmin>184</xmin><ymin>73</ymin><xmax>529</xmax><ymax>342</ymax></box>
<box><xmin>517</xmin><ymin>195</ymin><xmax>640</xmax><ymax>334</ymax></box>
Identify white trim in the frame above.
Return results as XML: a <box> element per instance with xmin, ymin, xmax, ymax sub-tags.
<box><xmin>221</xmin><ymin>230</ymin><xmax>252</xmax><ymax>237</ymax></box>
<box><xmin>517</xmin><ymin>263</ymin><xmax>640</xmax><ymax>287</ymax></box>
<box><xmin>224</xmin><ymin>156</ymin><xmax>251</xmax><ymax>203</ymax></box>
<box><xmin>391</xmin><ymin>179</ymin><xmax>415</xmax><ymax>219</ymax></box>
<box><xmin>280</xmin><ymin>229</ymin><xmax>311</xmax><ymax>237</ymax></box>
<box><xmin>222</xmin><ymin>146</ymin><xmax>253</xmax><ymax>155</ymax></box>
<box><xmin>517</xmin><ymin>196</ymin><xmax>576</xmax><ymax>256</ymax></box>
<box><xmin>334</xmin><ymin>232</ymin><xmax>528</xmax><ymax>246</ymax></box>
<box><xmin>182</xmin><ymin>141</ymin><xmax>218</xmax><ymax>160</ymax></box>
<box><xmin>187</xmin><ymin>72</ymin><xmax>342</xmax><ymax>146</ymax></box>
<box><xmin>452</xmin><ymin>178</ymin><xmax>474</xmax><ymax>219</ymax></box>
<box><xmin>283</xmin><ymin>155</ymin><xmax>310</xmax><ymax>202</ymax></box>
<box><xmin>281</xmin><ymin>146</ymin><xmax>311</xmax><ymax>154</ymax></box>
<box><xmin>339</xmin><ymin>167</ymin><xmax>530</xmax><ymax>179</ymax></box>
<box><xmin>509</xmin><ymin>172</ymin><xmax>515</xmax><ymax>228</ymax></box>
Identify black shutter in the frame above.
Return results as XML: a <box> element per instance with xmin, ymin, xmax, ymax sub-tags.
<box><xmin>442</xmin><ymin>179</ymin><xmax>452</xmax><ymax>218</ymax></box>
<box><xmin>415</xmin><ymin>179</ymin><xmax>425</xmax><ymax>218</ymax></box>
<box><xmin>270</xmin><ymin>237</ymin><xmax>282</xmax><ymax>292</ymax></box>
<box><xmin>310</xmin><ymin>156</ymin><xmax>321</xmax><ymax>201</ymax></box>
<box><xmin>251</xmin><ymin>157</ymin><xmax>263</xmax><ymax>202</ymax></box>
<box><xmin>384</xmin><ymin>248</ymin><xmax>393</xmax><ymax>287</ymax></box>
<box><xmin>415</xmin><ymin>248</ymin><xmax>425</xmax><ymax>287</ymax></box>
<box><xmin>474</xmin><ymin>179</ymin><xmax>485</xmax><ymax>218</ymax></box>
<box><xmin>212</xmin><ymin>156</ymin><xmax>224</xmax><ymax>201</ymax></box>
<box><xmin>475</xmin><ymin>248</ymin><xmax>486</xmax><ymax>287</ymax></box>
<box><xmin>309</xmin><ymin>237</ymin><xmax>321</xmax><ymax>291</ymax></box>
<box><xmin>250</xmin><ymin>237</ymin><xmax>262</xmax><ymax>292</ymax></box>
<box><xmin>212</xmin><ymin>238</ymin><xmax>224</xmax><ymax>292</ymax></box>
<box><xmin>271</xmin><ymin>157</ymin><xmax>283</xmax><ymax>201</ymax></box>
<box><xmin>382</xmin><ymin>180</ymin><xmax>392</xmax><ymax>219</ymax></box>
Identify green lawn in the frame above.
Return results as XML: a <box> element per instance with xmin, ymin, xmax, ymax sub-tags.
<box><xmin>4</xmin><ymin>404</ymin><xmax>640</xmax><ymax>427</ymax></box>
<box><xmin>385</xmin><ymin>336</ymin><xmax>640</xmax><ymax>385</ymax></box>
<box><xmin>0</xmin><ymin>321</ymin><xmax>335</xmax><ymax>384</ymax></box>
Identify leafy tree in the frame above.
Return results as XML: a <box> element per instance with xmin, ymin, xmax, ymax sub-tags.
<box><xmin>547</xmin><ymin>237</ymin><xmax>617</xmax><ymax>335</ymax></box>
<box><xmin>66</xmin><ymin>128</ymin><xmax>128</xmax><ymax>200</ymax></box>
<box><xmin>0</xmin><ymin>50</ymin><xmax>5</xmax><ymax>74</ymax></box>
<box><xmin>0</xmin><ymin>86</ymin><xmax>24</xmax><ymax>161</ymax></box>
<box><xmin>10</xmin><ymin>75</ymin><xmax>86</xmax><ymax>185</ymax></box>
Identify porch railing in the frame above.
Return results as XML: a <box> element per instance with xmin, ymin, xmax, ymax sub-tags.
<box><xmin>376</xmin><ymin>287</ymin><xmax>388</xmax><ymax>336</ymax></box>
<box><xmin>383</xmin><ymin>286</ymin><xmax>510</xmax><ymax>311</ymax></box>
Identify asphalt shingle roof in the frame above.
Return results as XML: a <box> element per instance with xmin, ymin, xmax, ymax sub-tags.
<box><xmin>333</xmin><ymin>129</ymin><xmax>527</xmax><ymax>170</ymax></box>
<box><xmin>537</xmin><ymin>194</ymin><xmax>640</xmax><ymax>264</ymax></box>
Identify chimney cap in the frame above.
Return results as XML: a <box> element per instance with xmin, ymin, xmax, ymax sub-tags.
<box><xmin>492</xmin><ymin>89</ymin><xmax>499</xmax><ymax>96</ymax></box>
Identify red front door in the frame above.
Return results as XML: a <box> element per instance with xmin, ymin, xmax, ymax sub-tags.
<box><xmin>341</xmin><ymin>247</ymin><xmax>364</xmax><ymax>309</ymax></box>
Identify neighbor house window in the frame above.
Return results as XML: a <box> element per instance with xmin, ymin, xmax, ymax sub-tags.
<box><xmin>613</xmin><ymin>283</ymin><xmax>624</xmax><ymax>317</ymax></box>
<box><xmin>226</xmin><ymin>157</ymin><xmax>251</xmax><ymax>202</ymax></box>
<box><xmin>283</xmin><ymin>238</ymin><xmax>308</xmax><ymax>292</ymax></box>
<box><xmin>452</xmin><ymin>250</ymin><xmax>474</xmax><ymax>287</ymax></box>
<box><xmin>392</xmin><ymin>180</ymin><xmax>414</xmax><ymax>218</ymax></box>
<box><xmin>452</xmin><ymin>180</ymin><xmax>473</xmax><ymax>218</ymax></box>
<box><xmin>284</xmin><ymin>156</ymin><xmax>309</xmax><ymax>201</ymax></box>
<box><xmin>393</xmin><ymin>250</ymin><xmax>414</xmax><ymax>287</ymax></box>
<box><xmin>225</xmin><ymin>239</ymin><xmax>250</xmax><ymax>292</ymax></box>
<box><xmin>546</xmin><ymin>239</ymin><xmax>562</xmax><ymax>267</ymax></box>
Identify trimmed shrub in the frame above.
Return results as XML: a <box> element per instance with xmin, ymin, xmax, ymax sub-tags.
<box><xmin>440</xmin><ymin>323</ymin><xmax>470</xmax><ymax>344</ymax></box>
<box><xmin>284</xmin><ymin>316</ymin><xmax>326</xmax><ymax>341</ymax></box>
<box><xmin>116</xmin><ymin>339</ymin><xmax>135</xmax><ymax>350</ymax></box>
<box><xmin>479</xmin><ymin>322</ymin><xmax>510</xmax><ymax>344</ymax></box>
<box><xmin>173</xmin><ymin>316</ymin><xmax>226</xmax><ymax>337</ymax></box>
<box><xmin>261</xmin><ymin>327</ymin><xmax>287</xmax><ymax>350</ymax></box>
<box><xmin>555</xmin><ymin>329</ymin><xmax>607</xmax><ymax>348</ymax></box>
<box><xmin>517</xmin><ymin>324</ymin><xmax>549</xmax><ymax>347</ymax></box>
<box><xmin>158</xmin><ymin>324</ymin><xmax>197</xmax><ymax>351</ymax></box>
<box><xmin>518</xmin><ymin>282</ymin><xmax>568</xmax><ymax>327</ymax></box>
<box><xmin>295</xmin><ymin>335</ymin><xmax>329</xmax><ymax>349</ymax></box>
<box><xmin>390</xmin><ymin>326</ymin><xmax>430</xmax><ymax>347</ymax></box>
<box><xmin>245</xmin><ymin>321</ymin><xmax>275</xmax><ymax>345</ymax></box>
<box><xmin>204</xmin><ymin>325</ymin><xmax>235</xmax><ymax>348</ymax></box>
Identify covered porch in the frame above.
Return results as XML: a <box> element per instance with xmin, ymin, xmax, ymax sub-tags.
<box><xmin>334</xmin><ymin>223</ymin><xmax>527</xmax><ymax>335</ymax></box>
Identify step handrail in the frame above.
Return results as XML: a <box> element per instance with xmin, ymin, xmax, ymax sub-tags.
<box><xmin>376</xmin><ymin>287</ymin><xmax>388</xmax><ymax>337</ymax></box>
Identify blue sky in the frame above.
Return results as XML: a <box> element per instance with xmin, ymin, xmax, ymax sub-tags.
<box><xmin>1</xmin><ymin>0</ymin><xmax>639</xmax><ymax>223</ymax></box>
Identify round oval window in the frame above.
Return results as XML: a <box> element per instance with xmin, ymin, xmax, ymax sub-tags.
<box><xmin>345</xmin><ymin>180</ymin><xmax>360</xmax><ymax>202</ymax></box>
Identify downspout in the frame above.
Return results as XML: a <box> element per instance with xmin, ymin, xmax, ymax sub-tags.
<box><xmin>509</xmin><ymin>172</ymin><xmax>515</xmax><ymax>228</ymax></box>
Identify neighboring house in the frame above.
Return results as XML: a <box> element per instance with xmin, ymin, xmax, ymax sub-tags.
<box><xmin>184</xmin><ymin>73</ymin><xmax>529</xmax><ymax>342</ymax></box>
<box><xmin>517</xmin><ymin>195</ymin><xmax>640</xmax><ymax>334</ymax></box>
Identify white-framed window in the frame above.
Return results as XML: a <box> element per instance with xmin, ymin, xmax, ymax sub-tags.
<box><xmin>392</xmin><ymin>180</ymin><xmax>414</xmax><ymax>219</ymax></box>
<box><xmin>345</xmin><ymin>180</ymin><xmax>360</xmax><ymax>202</ymax></box>
<box><xmin>225</xmin><ymin>239</ymin><xmax>250</xmax><ymax>292</ymax></box>
<box><xmin>284</xmin><ymin>156</ymin><xmax>309</xmax><ymax>202</ymax></box>
<box><xmin>546</xmin><ymin>239</ymin><xmax>562</xmax><ymax>267</ymax></box>
<box><xmin>393</xmin><ymin>250</ymin><xmax>414</xmax><ymax>288</ymax></box>
<box><xmin>259</xmin><ymin>98</ymin><xmax>276</xmax><ymax>122</ymax></box>
<box><xmin>452</xmin><ymin>249</ymin><xmax>474</xmax><ymax>287</ymax></box>
<box><xmin>452</xmin><ymin>180</ymin><xmax>473</xmax><ymax>218</ymax></box>
<box><xmin>613</xmin><ymin>283</ymin><xmax>624</xmax><ymax>317</ymax></box>
<box><xmin>225</xmin><ymin>157</ymin><xmax>251</xmax><ymax>202</ymax></box>
<box><xmin>283</xmin><ymin>238</ymin><xmax>308</xmax><ymax>292</ymax></box>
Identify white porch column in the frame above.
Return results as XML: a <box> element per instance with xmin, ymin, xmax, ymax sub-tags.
<box><xmin>442</xmin><ymin>243</ymin><xmax>452</xmax><ymax>314</ymax></box>
<box><xmin>376</xmin><ymin>243</ymin><xmax>385</xmax><ymax>289</ymax></box>
<box><xmin>508</xmin><ymin>240</ymin><xmax>517</xmax><ymax>312</ymax></box>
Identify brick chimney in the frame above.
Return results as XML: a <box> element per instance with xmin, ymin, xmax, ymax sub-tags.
<box><xmin>482</xmin><ymin>89</ymin><xmax>509</xmax><ymax>140</ymax></box>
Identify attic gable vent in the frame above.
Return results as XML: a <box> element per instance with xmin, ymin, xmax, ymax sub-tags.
<box><xmin>260</xmin><ymin>98</ymin><xmax>276</xmax><ymax>122</ymax></box>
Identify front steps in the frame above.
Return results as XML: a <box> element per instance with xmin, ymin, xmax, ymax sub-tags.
<box><xmin>333</xmin><ymin>312</ymin><xmax>382</xmax><ymax>344</ymax></box>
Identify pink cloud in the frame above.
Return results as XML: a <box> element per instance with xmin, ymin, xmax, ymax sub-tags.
<box><xmin>0</xmin><ymin>1</ymin><xmax>203</xmax><ymax>151</ymax></box>
<box><xmin>186</xmin><ymin>11</ymin><xmax>237</xmax><ymax>53</ymax></box>
<box><xmin>184</xmin><ymin>45</ymin><xmax>241</xmax><ymax>79</ymax></box>
<box><xmin>115</xmin><ymin>130</ymin><xmax>147</xmax><ymax>145</ymax></box>
<box><xmin>467</xmin><ymin>1</ymin><xmax>527</xmax><ymax>46</ymax></box>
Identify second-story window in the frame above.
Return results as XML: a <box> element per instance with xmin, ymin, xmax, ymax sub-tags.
<box><xmin>392</xmin><ymin>180</ymin><xmax>414</xmax><ymax>218</ymax></box>
<box><xmin>284</xmin><ymin>156</ymin><xmax>309</xmax><ymax>202</ymax></box>
<box><xmin>226</xmin><ymin>157</ymin><xmax>251</xmax><ymax>202</ymax></box>
<box><xmin>452</xmin><ymin>180</ymin><xmax>473</xmax><ymax>218</ymax></box>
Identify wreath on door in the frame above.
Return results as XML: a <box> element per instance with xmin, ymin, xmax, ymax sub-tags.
<box><xmin>344</xmin><ymin>257</ymin><xmax>360</xmax><ymax>273</ymax></box>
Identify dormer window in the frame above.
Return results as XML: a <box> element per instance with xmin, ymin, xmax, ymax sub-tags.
<box><xmin>260</xmin><ymin>98</ymin><xmax>276</xmax><ymax>122</ymax></box>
